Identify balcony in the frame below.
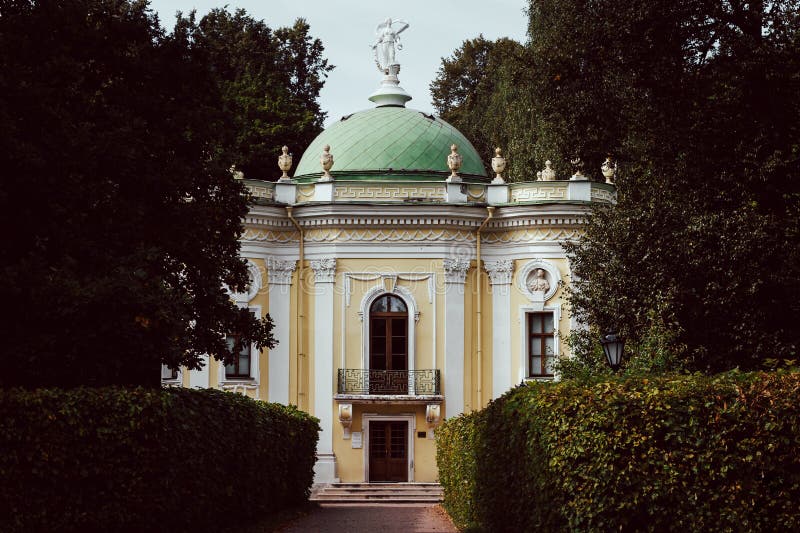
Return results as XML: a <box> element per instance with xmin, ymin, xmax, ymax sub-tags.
<box><xmin>335</xmin><ymin>369</ymin><xmax>442</xmax><ymax>404</ymax></box>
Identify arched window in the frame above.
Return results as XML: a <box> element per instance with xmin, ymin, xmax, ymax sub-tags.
<box><xmin>369</xmin><ymin>294</ymin><xmax>408</xmax><ymax>393</ymax></box>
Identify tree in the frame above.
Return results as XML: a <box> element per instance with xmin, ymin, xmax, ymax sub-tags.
<box><xmin>176</xmin><ymin>9</ymin><xmax>333</xmax><ymax>180</ymax></box>
<box><xmin>546</xmin><ymin>0</ymin><xmax>800</xmax><ymax>372</ymax></box>
<box><xmin>0</xmin><ymin>0</ymin><xmax>288</xmax><ymax>387</ymax></box>
<box><xmin>433</xmin><ymin>0</ymin><xmax>800</xmax><ymax>372</ymax></box>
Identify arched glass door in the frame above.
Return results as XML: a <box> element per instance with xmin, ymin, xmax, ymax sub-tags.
<box><xmin>369</xmin><ymin>294</ymin><xmax>408</xmax><ymax>394</ymax></box>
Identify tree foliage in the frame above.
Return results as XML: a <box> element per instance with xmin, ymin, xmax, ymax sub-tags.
<box><xmin>175</xmin><ymin>9</ymin><xmax>333</xmax><ymax>179</ymax></box>
<box><xmin>0</xmin><ymin>1</ymin><xmax>333</xmax><ymax>386</ymax></box>
<box><xmin>434</xmin><ymin>1</ymin><xmax>800</xmax><ymax>371</ymax></box>
<box><xmin>557</xmin><ymin>0</ymin><xmax>800</xmax><ymax>372</ymax></box>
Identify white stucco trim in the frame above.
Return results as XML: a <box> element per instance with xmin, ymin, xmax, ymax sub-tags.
<box><xmin>267</xmin><ymin>259</ymin><xmax>295</xmax><ymax>405</ymax></box>
<box><xmin>517</xmin><ymin>259</ymin><xmax>562</xmax><ymax>302</ymax></box>
<box><xmin>443</xmin><ymin>276</ymin><xmax>466</xmax><ymax>418</ymax></box>
<box><xmin>188</xmin><ymin>355</ymin><xmax>210</xmax><ymax>389</ymax></box>
<box><xmin>312</xmin><ymin>259</ymin><xmax>338</xmax><ymax>484</ymax></box>
<box><xmin>362</xmin><ymin>413</ymin><xmax>416</xmax><ymax>483</ymax></box>
<box><xmin>218</xmin><ymin>304</ymin><xmax>262</xmax><ymax>399</ymax></box>
<box><xmin>358</xmin><ymin>285</ymin><xmax>418</xmax><ymax>376</ymax></box>
<box><xmin>489</xmin><ymin>281</ymin><xmax>513</xmax><ymax>400</ymax></box>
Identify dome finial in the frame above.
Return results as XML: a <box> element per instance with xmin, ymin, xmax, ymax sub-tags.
<box><xmin>319</xmin><ymin>144</ymin><xmax>334</xmax><ymax>181</ymax></box>
<box><xmin>368</xmin><ymin>18</ymin><xmax>412</xmax><ymax>107</ymax></box>
<box><xmin>372</xmin><ymin>18</ymin><xmax>409</xmax><ymax>74</ymax></box>
<box><xmin>446</xmin><ymin>144</ymin><xmax>462</xmax><ymax>182</ymax></box>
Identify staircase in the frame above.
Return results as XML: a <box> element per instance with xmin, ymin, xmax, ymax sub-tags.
<box><xmin>310</xmin><ymin>483</ymin><xmax>443</xmax><ymax>504</ymax></box>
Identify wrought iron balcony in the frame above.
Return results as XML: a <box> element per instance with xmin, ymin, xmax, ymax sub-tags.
<box><xmin>337</xmin><ymin>369</ymin><xmax>440</xmax><ymax>395</ymax></box>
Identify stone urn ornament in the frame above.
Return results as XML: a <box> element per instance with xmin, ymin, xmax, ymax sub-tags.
<box><xmin>447</xmin><ymin>144</ymin><xmax>462</xmax><ymax>182</ymax></box>
<box><xmin>491</xmin><ymin>147</ymin><xmax>506</xmax><ymax>184</ymax></box>
<box><xmin>570</xmin><ymin>157</ymin><xmax>587</xmax><ymax>180</ymax></box>
<box><xmin>601</xmin><ymin>156</ymin><xmax>617</xmax><ymax>184</ymax></box>
<box><xmin>229</xmin><ymin>164</ymin><xmax>244</xmax><ymax>180</ymax></box>
<box><xmin>537</xmin><ymin>160</ymin><xmax>556</xmax><ymax>181</ymax></box>
<box><xmin>320</xmin><ymin>144</ymin><xmax>334</xmax><ymax>181</ymax></box>
<box><xmin>278</xmin><ymin>145</ymin><xmax>292</xmax><ymax>181</ymax></box>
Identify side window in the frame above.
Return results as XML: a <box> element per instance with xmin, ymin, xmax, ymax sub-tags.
<box><xmin>225</xmin><ymin>334</ymin><xmax>252</xmax><ymax>379</ymax></box>
<box><xmin>161</xmin><ymin>364</ymin><xmax>178</xmax><ymax>381</ymax></box>
<box><xmin>528</xmin><ymin>312</ymin><xmax>555</xmax><ymax>377</ymax></box>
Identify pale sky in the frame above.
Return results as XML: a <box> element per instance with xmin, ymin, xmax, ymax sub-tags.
<box><xmin>149</xmin><ymin>0</ymin><xmax>529</xmax><ymax>125</ymax></box>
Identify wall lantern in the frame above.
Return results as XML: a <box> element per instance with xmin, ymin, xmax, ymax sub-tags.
<box><xmin>600</xmin><ymin>332</ymin><xmax>625</xmax><ymax>371</ymax></box>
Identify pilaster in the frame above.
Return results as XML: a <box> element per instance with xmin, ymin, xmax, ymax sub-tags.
<box><xmin>266</xmin><ymin>257</ymin><xmax>296</xmax><ymax>404</ymax></box>
<box><xmin>485</xmin><ymin>259</ymin><xmax>514</xmax><ymax>398</ymax></box>
<box><xmin>442</xmin><ymin>258</ymin><xmax>469</xmax><ymax>417</ymax></box>
<box><xmin>311</xmin><ymin>258</ymin><xmax>337</xmax><ymax>483</ymax></box>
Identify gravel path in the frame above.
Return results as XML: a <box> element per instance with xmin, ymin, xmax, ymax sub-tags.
<box><xmin>275</xmin><ymin>503</ymin><xmax>458</xmax><ymax>533</ymax></box>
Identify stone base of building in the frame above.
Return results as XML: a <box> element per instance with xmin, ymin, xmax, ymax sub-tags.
<box><xmin>313</xmin><ymin>453</ymin><xmax>339</xmax><ymax>484</ymax></box>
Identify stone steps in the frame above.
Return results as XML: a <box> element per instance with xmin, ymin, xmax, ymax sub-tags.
<box><xmin>310</xmin><ymin>482</ymin><xmax>443</xmax><ymax>504</ymax></box>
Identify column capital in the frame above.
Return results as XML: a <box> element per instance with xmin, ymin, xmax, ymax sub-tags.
<box><xmin>266</xmin><ymin>257</ymin><xmax>296</xmax><ymax>285</ymax></box>
<box><xmin>311</xmin><ymin>258</ymin><xmax>337</xmax><ymax>283</ymax></box>
<box><xmin>443</xmin><ymin>257</ymin><xmax>470</xmax><ymax>284</ymax></box>
<box><xmin>484</xmin><ymin>259</ymin><xmax>514</xmax><ymax>285</ymax></box>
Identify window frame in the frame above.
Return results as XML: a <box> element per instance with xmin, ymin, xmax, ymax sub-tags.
<box><xmin>369</xmin><ymin>294</ymin><xmax>409</xmax><ymax>372</ymax></box>
<box><xmin>219</xmin><ymin>304</ymin><xmax>261</xmax><ymax>384</ymax></box>
<box><xmin>527</xmin><ymin>312</ymin><xmax>556</xmax><ymax>378</ymax></box>
<box><xmin>224</xmin><ymin>332</ymin><xmax>253</xmax><ymax>380</ymax></box>
<box><xmin>161</xmin><ymin>364</ymin><xmax>181</xmax><ymax>385</ymax></box>
<box><xmin>360</xmin><ymin>288</ymin><xmax>417</xmax><ymax>374</ymax></box>
<box><xmin>519</xmin><ymin>304</ymin><xmax>560</xmax><ymax>381</ymax></box>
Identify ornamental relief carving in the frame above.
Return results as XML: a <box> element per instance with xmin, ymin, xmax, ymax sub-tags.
<box><xmin>304</xmin><ymin>228</ymin><xmax>476</xmax><ymax>243</ymax></box>
<box><xmin>334</xmin><ymin>185</ymin><xmax>446</xmax><ymax>200</ymax></box>
<box><xmin>484</xmin><ymin>259</ymin><xmax>514</xmax><ymax>285</ymax></box>
<box><xmin>311</xmin><ymin>258</ymin><xmax>337</xmax><ymax>283</ymax></box>
<box><xmin>244</xmin><ymin>183</ymin><xmax>275</xmax><ymax>200</ymax></box>
<box><xmin>517</xmin><ymin>259</ymin><xmax>561</xmax><ymax>302</ymax></box>
<box><xmin>510</xmin><ymin>184</ymin><xmax>568</xmax><ymax>202</ymax></box>
<box><xmin>241</xmin><ymin>229</ymin><xmax>299</xmax><ymax>244</ymax></box>
<box><xmin>482</xmin><ymin>228</ymin><xmax>583</xmax><ymax>244</ymax></box>
<box><xmin>266</xmin><ymin>257</ymin><xmax>296</xmax><ymax>285</ymax></box>
<box><xmin>590</xmin><ymin>187</ymin><xmax>617</xmax><ymax>204</ymax></box>
<box><xmin>443</xmin><ymin>257</ymin><xmax>470</xmax><ymax>284</ymax></box>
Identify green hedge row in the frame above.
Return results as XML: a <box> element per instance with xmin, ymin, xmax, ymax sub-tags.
<box><xmin>437</xmin><ymin>371</ymin><xmax>800</xmax><ymax>532</ymax></box>
<box><xmin>0</xmin><ymin>387</ymin><xmax>319</xmax><ymax>532</ymax></box>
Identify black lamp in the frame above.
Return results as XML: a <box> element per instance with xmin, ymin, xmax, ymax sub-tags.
<box><xmin>600</xmin><ymin>332</ymin><xmax>625</xmax><ymax>371</ymax></box>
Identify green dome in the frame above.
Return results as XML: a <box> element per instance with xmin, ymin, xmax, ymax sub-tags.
<box><xmin>294</xmin><ymin>107</ymin><xmax>488</xmax><ymax>180</ymax></box>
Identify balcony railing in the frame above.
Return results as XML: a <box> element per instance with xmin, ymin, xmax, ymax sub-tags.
<box><xmin>337</xmin><ymin>369</ymin><xmax>440</xmax><ymax>395</ymax></box>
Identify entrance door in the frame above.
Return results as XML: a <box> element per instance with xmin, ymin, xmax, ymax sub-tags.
<box><xmin>369</xmin><ymin>420</ymin><xmax>408</xmax><ymax>482</ymax></box>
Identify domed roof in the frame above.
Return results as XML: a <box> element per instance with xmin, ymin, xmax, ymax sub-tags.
<box><xmin>294</xmin><ymin>107</ymin><xmax>488</xmax><ymax>180</ymax></box>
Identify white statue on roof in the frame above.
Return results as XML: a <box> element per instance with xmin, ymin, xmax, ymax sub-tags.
<box><xmin>372</xmin><ymin>18</ymin><xmax>409</xmax><ymax>73</ymax></box>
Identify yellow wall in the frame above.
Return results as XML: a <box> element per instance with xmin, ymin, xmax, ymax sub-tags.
<box><xmin>333</xmin><ymin>403</ymin><xmax>438</xmax><ymax>483</ymax></box>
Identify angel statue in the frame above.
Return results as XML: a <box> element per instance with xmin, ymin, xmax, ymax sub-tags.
<box><xmin>371</xmin><ymin>18</ymin><xmax>409</xmax><ymax>73</ymax></box>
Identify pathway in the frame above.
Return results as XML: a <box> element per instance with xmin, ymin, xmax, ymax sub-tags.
<box><xmin>276</xmin><ymin>503</ymin><xmax>458</xmax><ymax>533</ymax></box>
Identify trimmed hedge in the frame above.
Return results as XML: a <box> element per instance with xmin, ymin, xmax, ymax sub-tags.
<box><xmin>437</xmin><ymin>371</ymin><xmax>800</xmax><ymax>532</ymax></box>
<box><xmin>0</xmin><ymin>387</ymin><xmax>319</xmax><ymax>532</ymax></box>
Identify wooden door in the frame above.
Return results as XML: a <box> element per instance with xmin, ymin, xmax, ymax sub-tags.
<box><xmin>369</xmin><ymin>420</ymin><xmax>408</xmax><ymax>482</ymax></box>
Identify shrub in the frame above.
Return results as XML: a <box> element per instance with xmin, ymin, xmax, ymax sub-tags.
<box><xmin>437</xmin><ymin>371</ymin><xmax>800</xmax><ymax>532</ymax></box>
<box><xmin>0</xmin><ymin>387</ymin><xmax>319</xmax><ymax>532</ymax></box>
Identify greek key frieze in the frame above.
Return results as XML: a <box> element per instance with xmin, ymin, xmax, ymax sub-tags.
<box><xmin>510</xmin><ymin>185</ymin><xmax>568</xmax><ymax>202</ymax></box>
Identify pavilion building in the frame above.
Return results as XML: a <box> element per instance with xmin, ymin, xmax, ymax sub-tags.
<box><xmin>163</xmin><ymin>36</ymin><xmax>616</xmax><ymax>484</ymax></box>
